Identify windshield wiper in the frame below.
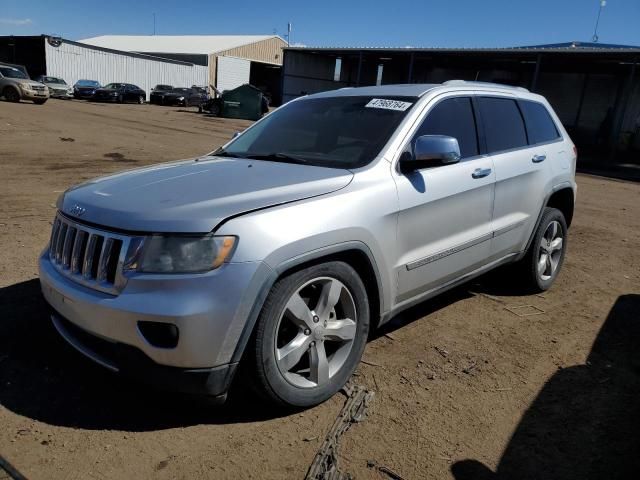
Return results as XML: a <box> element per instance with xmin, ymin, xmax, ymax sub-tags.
<box><xmin>243</xmin><ymin>152</ymin><xmax>312</xmax><ymax>165</ymax></box>
<box><xmin>210</xmin><ymin>148</ymin><xmax>244</xmax><ymax>158</ymax></box>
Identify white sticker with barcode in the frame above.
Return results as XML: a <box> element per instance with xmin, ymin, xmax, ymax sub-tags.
<box><xmin>365</xmin><ymin>98</ymin><xmax>413</xmax><ymax>111</ymax></box>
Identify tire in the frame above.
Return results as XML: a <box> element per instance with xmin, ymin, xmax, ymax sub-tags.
<box><xmin>33</xmin><ymin>99</ymin><xmax>47</xmax><ymax>105</ymax></box>
<box><xmin>515</xmin><ymin>207</ymin><xmax>568</xmax><ymax>292</ymax></box>
<box><xmin>138</xmin><ymin>95</ymin><xmax>145</xmax><ymax>104</ymax></box>
<box><xmin>250</xmin><ymin>261</ymin><xmax>370</xmax><ymax>407</ymax></box>
<box><xmin>3</xmin><ymin>87</ymin><xmax>21</xmax><ymax>103</ymax></box>
<box><xmin>118</xmin><ymin>95</ymin><xmax>123</xmax><ymax>104</ymax></box>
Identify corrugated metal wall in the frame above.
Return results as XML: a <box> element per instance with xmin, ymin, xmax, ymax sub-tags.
<box><xmin>218</xmin><ymin>37</ymin><xmax>285</xmax><ymax>66</ymax></box>
<box><xmin>45</xmin><ymin>40</ymin><xmax>208</xmax><ymax>100</ymax></box>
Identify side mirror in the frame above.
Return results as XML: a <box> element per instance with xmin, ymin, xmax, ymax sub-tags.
<box><xmin>401</xmin><ymin>135</ymin><xmax>461</xmax><ymax>171</ymax></box>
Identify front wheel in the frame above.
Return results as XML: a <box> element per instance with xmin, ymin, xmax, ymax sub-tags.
<box><xmin>516</xmin><ymin>207</ymin><xmax>568</xmax><ymax>291</ymax></box>
<box><xmin>250</xmin><ymin>261</ymin><xmax>370</xmax><ymax>407</ymax></box>
<box><xmin>3</xmin><ymin>87</ymin><xmax>21</xmax><ymax>102</ymax></box>
<box><xmin>138</xmin><ymin>95</ymin><xmax>145</xmax><ymax>104</ymax></box>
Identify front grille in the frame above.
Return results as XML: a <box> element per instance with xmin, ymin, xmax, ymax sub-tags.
<box><xmin>32</xmin><ymin>85</ymin><xmax>46</xmax><ymax>91</ymax></box>
<box><xmin>48</xmin><ymin>213</ymin><xmax>132</xmax><ymax>295</ymax></box>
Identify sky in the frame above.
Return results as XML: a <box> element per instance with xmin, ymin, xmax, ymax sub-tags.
<box><xmin>1</xmin><ymin>0</ymin><xmax>639</xmax><ymax>48</ymax></box>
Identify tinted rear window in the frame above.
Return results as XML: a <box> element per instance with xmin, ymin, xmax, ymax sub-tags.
<box><xmin>413</xmin><ymin>97</ymin><xmax>479</xmax><ymax>158</ymax></box>
<box><xmin>477</xmin><ymin>97</ymin><xmax>528</xmax><ymax>153</ymax></box>
<box><xmin>520</xmin><ymin>100</ymin><xmax>560</xmax><ymax>144</ymax></box>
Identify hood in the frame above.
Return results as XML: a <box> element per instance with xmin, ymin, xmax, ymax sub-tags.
<box><xmin>11</xmin><ymin>78</ymin><xmax>45</xmax><ymax>87</ymax></box>
<box><xmin>76</xmin><ymin>85</ymin><xmax>98</xmax><ymax>90</ymax></box>
<box><xmin>95</xmin><ymin>87</ymin><xmax>121</xmax><ymax>93</ymax></box>
<box><xmin>60</xmin><ymin>156</ymin><xmax>354</xmax><ymax>233</ymax></box>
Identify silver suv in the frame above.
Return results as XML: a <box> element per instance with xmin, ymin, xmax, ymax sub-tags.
<box><xmin>39</xmin><ymin>81</ymin><xmax>576</xmax><ymax>407</ymax></box>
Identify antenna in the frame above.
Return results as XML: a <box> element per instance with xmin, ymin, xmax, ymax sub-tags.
<box><xmin>592</xmin><ymin>0</ymin><xmax>606</xmax><ymax>42</ymax></box>
<box><xmin>286</xmin><ymin>22</ymin><xmax>292</xmax><ymax>46</ymax></box>
<box><xmin>153</xmin><ymin>13</ymin><xmax>156</xmax><ymax>35</ymax></box>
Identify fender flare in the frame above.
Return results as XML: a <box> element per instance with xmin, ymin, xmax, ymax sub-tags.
<box><xmin>228</xmin><ymin>240</ymin><xmax>384</xmax><ymax>364</ymax></box>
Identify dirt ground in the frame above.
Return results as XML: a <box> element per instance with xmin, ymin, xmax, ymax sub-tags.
<box><xmin>1</xmin><ymin>99</ymin><xmax>639</xmax><ymax>480</ymax></box>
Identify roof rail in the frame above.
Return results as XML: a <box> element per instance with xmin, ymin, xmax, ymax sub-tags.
<box><xmin>443</xmin><ymin>80</ymin><xmax>529</xmax><ymax>92</ymax></box>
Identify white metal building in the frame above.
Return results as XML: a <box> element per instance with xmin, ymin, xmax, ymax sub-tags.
<box><xmin>0</xmin><ymin>36</ymin><xmax>208</xmax><ymax>101</ymax></box>
<box><xmin>80</xmin><ymin>35</ymin><xmax>286</xmax><ymax>102</ymax></box>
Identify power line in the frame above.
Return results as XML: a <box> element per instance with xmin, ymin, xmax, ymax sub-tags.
<box><xmin>592</xmin><ymin>0</ymin><xmax>606</xmax><ymax>43</ymax></box>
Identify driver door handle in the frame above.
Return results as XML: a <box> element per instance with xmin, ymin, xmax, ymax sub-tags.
<box><xmin>532</xmin><ymin>154</ymin><xmax>546</xmax><ymax>163</ymax></box>
<box><xmin>472</xmin><ymin>167</ymin><xmax>492</xmax><ymax>179</ymax></box>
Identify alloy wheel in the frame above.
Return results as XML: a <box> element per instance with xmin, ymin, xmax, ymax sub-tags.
<box><xmin>274</xmin><ymin>276</ymin><xmax>357</xmax><ymax>389</ymax></box>
<box><xmin>538</xmin><ymin>220</ymin><xmax>563</xmax><ymax>281</ymax></box>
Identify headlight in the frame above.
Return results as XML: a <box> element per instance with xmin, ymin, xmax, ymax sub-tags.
<box><xmin>178</xmin><ymin>96</ymin><xmax>185</xmax><ymax>101</ymax></box>
<box><xmin>21</xmin><ymin>84</ymin><xmax>33</xmax><ymax>91</ymax></box>
<box><xmin>125</xmin><ymin>235</ymin><xmax>236</xmax><ymax>273</ymax></box>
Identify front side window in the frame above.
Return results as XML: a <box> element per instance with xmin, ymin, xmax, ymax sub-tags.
<box><xmin>477</xmin><ymin>97</ymin><xmax>528</xmax><ymax>153</ymax></box>
<box><xmin>221</xmin><ymin>96</ymin><xmax>417</xmax><ymax>169</ymax></box>
<box><xmin>520</xmin><ymin>100</ymin><xmax>561</xmax><ymax>145</ymax></box>
<box><xmin>412</xmin><ymin>97</ymin><xmax>479</xmax><ymax>159</ymax></box>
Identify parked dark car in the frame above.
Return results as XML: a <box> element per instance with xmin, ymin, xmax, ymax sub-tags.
<box><xmin>73</xmin><ymin>79</ymin><xmax>101</xmax><ymax>99</ymax></box>
<box><xmin>149</xmin><ymin>84</ymin><xmax>173</xmax><ymax>104</ymax></box>
<box><xmin>93</xmin><ymin>83</ymin><xmax>146</xmax><ymax>103</ymax></box>
<box><xmin>161</xmin><ymin>87</ymin><xmax>208</xmax><ymax>107</ymax></box>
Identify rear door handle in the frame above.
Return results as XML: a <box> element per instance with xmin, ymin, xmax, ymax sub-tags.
<box><xmin>532</xmin><ymin>154</ymin><xmax>546</xmax><ymax>163</ymax></box>
<box><xmin>472</xmin><ymin>167</ymin><xmax>492</xmax><ymax>179</ymax></box>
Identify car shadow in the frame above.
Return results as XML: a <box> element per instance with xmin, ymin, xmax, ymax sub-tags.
<box><xmin>0</xmin><ymin>279</ymin><xmax>291</xmax><ymax>431</ymax></box>
<box><xmin>451</xmin><ymin>294</ymin><xmax>640</xmax><ymax>480</ymax></box>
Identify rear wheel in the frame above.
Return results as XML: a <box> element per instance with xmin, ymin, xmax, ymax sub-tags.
<box><xmin>515</xmin><ymin>207</ymin><xmax>568</xmax><ymax>291</ymax></box>
<box><xmin>250</xmin><ymin>261</ymin><xmax>370</xmax><ymax>407</ymax></box>
<box><xmin>3</xmin><ymin>87</ymin><xmax>20</xmax><ymax>103</ymax></box>
<box><xmin>209</xmin><ymin>103</ymin><xmax>221</xmax><ymax>116</ymax></box>
<box><xmin>138</xmin><ymin>95</ymin><xmax>145</xmax><ymax>104</ymax></box>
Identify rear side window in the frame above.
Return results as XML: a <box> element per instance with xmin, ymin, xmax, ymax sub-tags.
<box><xmin>477</xmin><ymin>97</ymin><xmax>528</xmax><ymax>153</ymax></box>
<box><xmin>520</xmin><ymin>100</ymin><xmax>561</xmax><ymax>144</ymax></box>
<box><xmin>413</xmin><ymin>97</ymin><xmax>479</xmax><ymax>158</ymax></box>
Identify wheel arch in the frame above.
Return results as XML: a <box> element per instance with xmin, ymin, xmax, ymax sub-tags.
<box><xmin>229</xmin><ymin>242</ymin><xmax>384</xmax><ymax>365</ymax></box>
<box><xmin>546</xmin><ymin>186</ymin><xmax>575</xmax><ymax>228</ymax></box>
<box><xmin>2</xmin><ymin>85</ymin><xmax>21</xmax><ymax>99</ymax></box>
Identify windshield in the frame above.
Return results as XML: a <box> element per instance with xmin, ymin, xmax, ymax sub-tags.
<box><xmin>76</xmin><ymin>80</ymin><xmax>100</xmax><ymax>87</ymax></box>
<box><xmin>43</xmin><ymin>77</ymin><xmax>66</xmax><ymax>84</ymax></box>
<box><xmin>0</xmin><ymin>67</ymin><xmax>28</xmax><ymax>79</ymax></box>
<box><xmin>104</xmin><ymin>83</ymin><xmax>125</xmax><ymax>89</ymax></box>
<box><xmin>221</xmin><ymin>95</ymin><xmax>417</xmax><ymax>168</ymax></box>
<box><xmin>170</xmin><ymin>88</ymin><xmax>190</xmax><ymax>93</ymax></box>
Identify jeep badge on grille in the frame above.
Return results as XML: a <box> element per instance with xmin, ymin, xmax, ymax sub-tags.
<box><xmin>68</xmin><ymin>204</ymin><xmax>86</xmax><ymax>217</ymax></box>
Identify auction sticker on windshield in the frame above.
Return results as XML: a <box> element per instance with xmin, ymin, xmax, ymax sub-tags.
<box><xmin>365</xmin><ymin>98</ymin><xmax>413</xmax><ymax>111</ymax></box>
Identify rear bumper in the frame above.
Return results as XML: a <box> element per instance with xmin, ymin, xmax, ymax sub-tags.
<box><xmin>50</xmin><ymin>310</ymin><xmax>236</xmax><ymax>397</ymax></box>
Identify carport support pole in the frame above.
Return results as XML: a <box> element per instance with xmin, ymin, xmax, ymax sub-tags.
<box><xmin>356</xmin><ymin>52</ymin><xmax>363</xmax><ymax>87</ymax></box>
<box><xmin>574</xmin><ymin>74</ymin><xmax>590</xmax><ymax>128</ymax></box>
<box><xmin>608</xmin><ymin>59</ymin><xmax>637</xmax><ymax>163</ymax></box>
<box><xmin>530</xmin><ymin>54</ymin><xmax>542</xmax><ymax>92</ymax></box>
<box><xmin>407</xmin><ymin>52</ymin><xmax>415</xmax><ymax>83</ymax></box>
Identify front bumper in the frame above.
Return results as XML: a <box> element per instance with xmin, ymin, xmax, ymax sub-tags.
<box><xmin>50</xmin><ymin>90</ymin><xmax>74</xmax><ymax>99</ymax></box>
<box><xmin>20</xmin><ymin>89</ymin><xmax>49</xmax><ymax>101</ymax></box>
<box><xmin>39</xmin><ymin>251</ymin><xmax>273</xmax><ymax>392</ymax></box>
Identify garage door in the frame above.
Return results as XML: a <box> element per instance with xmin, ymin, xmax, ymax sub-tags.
<box><xmin>217</xmin><ymin>56</ymin><xmax>251</xmax><ymax>92</ymax></box>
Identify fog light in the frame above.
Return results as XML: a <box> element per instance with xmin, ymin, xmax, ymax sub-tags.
<box><xmin>137</xmin><ymin>321</ymin><xmax>179</xmax><ymax>348</ymax></box>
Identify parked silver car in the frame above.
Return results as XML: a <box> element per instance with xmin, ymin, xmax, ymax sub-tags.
<box><xmin>34</xmin><ymin>76</ymin><xmax>74</xmax><ymax>99</ymax></box>
<box><xmin>39</xmin><ymin>81</ymin><xmax>576</xmax><ymax>407</ymax></box>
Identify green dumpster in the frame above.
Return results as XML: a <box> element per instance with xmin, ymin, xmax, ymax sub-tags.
<box><xmin>219</xmin><ymin>84</ymin><xmax>268</xmax><ymax>121</ymax></box>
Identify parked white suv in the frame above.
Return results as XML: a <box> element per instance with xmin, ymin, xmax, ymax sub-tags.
<box><xmin>40</xmin><ymin>81</ymin><xmax>576</xmax><ymax>407</ymax></box>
